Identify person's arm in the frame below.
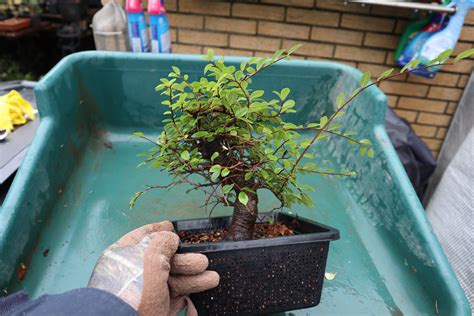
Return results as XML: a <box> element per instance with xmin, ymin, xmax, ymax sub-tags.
<box><xmin>1</xmin><ymin>288</ymin><xmax>137</xmax><ymax>316</ymax></box>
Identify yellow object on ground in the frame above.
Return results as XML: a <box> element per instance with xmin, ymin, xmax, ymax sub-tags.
<box><xmin>0</xmin><ymin>90</ymin><xmax>36</xmax><ymax>133</ymax></box>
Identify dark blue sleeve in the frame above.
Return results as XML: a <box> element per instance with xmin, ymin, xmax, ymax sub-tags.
<box><xmin>0</xmin><ymin>288</ymin><xmax>137</xmax><ymax>316</ymax></box>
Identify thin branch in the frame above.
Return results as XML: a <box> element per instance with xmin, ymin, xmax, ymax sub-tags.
<box><xmin>297</xmin><ymin>168</ymin><xmax>357</xmax><ymax>177</ymax></box>
<box><xmin>276</xmin><ymin>60</ymin><xmax>454</xmax><ymax>196</ymax></box>
<box><xmin>286</xmin><ymin>127</ymin><xmax>363</xmax><ymax>145</ymax></box>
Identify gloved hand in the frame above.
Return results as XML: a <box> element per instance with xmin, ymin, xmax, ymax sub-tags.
<box><xmin>88</xmin><ymin>221</ymin><xmax>219</xmax><ymax>316</ymax></box>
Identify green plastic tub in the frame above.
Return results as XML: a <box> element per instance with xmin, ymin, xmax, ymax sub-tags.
<box><xmin>0</xmin><ymin>52</ymin><xmax>470</xmax><ymax>315</ymax></box>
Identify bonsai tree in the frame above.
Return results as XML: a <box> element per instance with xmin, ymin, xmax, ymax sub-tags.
<box><xmin>131</xmin><ymin>45</ymin><xmax>473</xmax><ymax>241</ymax></box>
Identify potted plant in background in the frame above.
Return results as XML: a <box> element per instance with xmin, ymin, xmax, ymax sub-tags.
<box><xmin>130</xmin><ymin>46</ymin><xmax>473</xmax><ymax>315</ymax></box>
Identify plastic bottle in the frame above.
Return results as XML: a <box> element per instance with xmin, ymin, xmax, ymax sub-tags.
<box><xmin>419</xmin><ymin>0</ymin><xmax>474</xmax><ymax>63</ymax></box>
<box><xmin>394</xmin><ymin>14</ymin><xmax>431</xmax><ymax>61</ymax></box>
<box><xmin>125</xmin><ymin>0</ymin><xmax>149</xmax><ymax>52</ymax></box>
<box><xmin>92</xmin><ymin>0</ymin><xmax>130</xmax><ymax>51</ymax></box>
<box><xmin>397</xmin><ymin>13</ymin><xmax>448</xmax><ymax>69</ymax></box>
<box><xmin>400</xmin><ymin>0</ymin><xmax>474</xmax><ymax>78</ymax></box>
<box><xmin>148</xmin><ymin>0</ymin><xmax>172</xmax><ymax>53</ymax></box>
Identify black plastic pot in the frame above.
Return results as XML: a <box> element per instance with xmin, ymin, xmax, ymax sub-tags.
<box><xmin>173</xmin><ymin>212</ymin><xmax>340</xmax><ymax>315</ymax></box>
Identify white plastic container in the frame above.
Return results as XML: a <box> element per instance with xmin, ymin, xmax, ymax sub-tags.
<box><xmin>91</xmin><ymin>0</ymin><xmax>130</xmax><ymax>51</ymax></box>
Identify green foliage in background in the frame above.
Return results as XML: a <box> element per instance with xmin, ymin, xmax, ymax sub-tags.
<box><xmin>0</xmin><ymin>55</ymin><xmax>35</xmax><ymax>81</ymax></box>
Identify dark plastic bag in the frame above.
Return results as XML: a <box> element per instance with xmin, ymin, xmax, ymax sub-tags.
<box><xmin>385</xmin><ymin>107</ymin><xmax>436</xmax><ymax>201</ymax></box>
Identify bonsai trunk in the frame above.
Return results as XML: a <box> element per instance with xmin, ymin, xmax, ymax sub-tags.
<box><xmin>228</xmin><ymin>188</ymin><xmax>258</xmax><ymax>241</ymax></box>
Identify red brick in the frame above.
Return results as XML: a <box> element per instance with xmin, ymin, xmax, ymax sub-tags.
<box><xmin>232</xmin><ymin>3</ymin><xmax>285</xmax><ymax>21</ymax></box>
<box><xmin>417</xmin><ymin>113</ymin><xmax>452</xmax><ymax>126</ymax></box>
<box><xmin>385</xmin><ymin>51</ymin><xmax>397</xmax><ymax>66</ymax></box>
<box><xmin>334</xmin><ymin>46</ymin><xmax>386</xmax><ymax>63</ymax></box>
<box><xmin>172</xmin><ymin>44</ymin><xmax>202</xmax><ymax>54</ymax></box>
<box><xmin>357</xmin><ymin>63</ymin><xmax>405</xmax><ymax>82</ymax></box>
<box><xmin>443</xmin><ymin>59</ymin><xmax>474</xmax><ymax>74</ymax></box>
<box><xmin>287</xmin><ymin>8</ymin><xmax>340</xmax><ymax>27</ymax></box>
<box><xmin>411</xmin><ymin>124</ymin><xmax>437</xmax><ymax>138</ymax></box>
<box><xmin>170</xmin><ymin>28</ymin><xmax>177</xmax><ymax>42</ymax></box>
<box><xmin>179</xmin><ymin>30</ymin><xmax>228</xmax><ymax>47</ymax></box>
<box><xmin>164</xmin><ymin>0</ymin><xmax>176</xmax><ymax>11</ymax></box>
<box><xmin>460</xmin><ymin>26</ymin><xmax>474</xmax><ymax>41</ymax></box>
<box><xmin>394</xmin><ymin>20</ymin><xmax>408</xmax><ymax>34</ymax></box>
<box><xmin>168</xmin><ymin>13</ymin><xmax>203</xmax><ymax>29</ymax></box>
<box><xmin>428</xmin><ymin>87</ymin><xmax>463</xmax><ymax>101</ymax></box>
<box><xmin>394</xmin><ymin>109</ymin><xmax>418</xmax><ymax>122</ymax></box>
<box><xmin>379</xmin><ymin>81</ymin><xmax>429</xmax><ymax>98</ymax></box>
<box><xmin>230</xmin><ymin>35</ymin><xmax>281</xmax><ymax>51</ymax></box>
<box><xmin>458</xmin><ymin>75</ymin><xmax>469</xmax><ymax>88</ymax></box>
<box><xmin>341</xmin><ymin>14</ymin><xmax>394</xmax><ymax>32</ymax></box>
<box><xmin>259</xmin><ymin>21</ymin><xmax>310</xmax><ymax>40</ymax></box>
<box><xmin>205</xmin><ymin>17</ymin><xmax>256</xmax><ymax>34</ymax></box>
<box><xmin>453</xmin><ymin>42</ymin><xmax>473</xmax><ymax>56</ymax></box>
<box><xmin>466</xmin><ymin>11</ymin><xmax>474</xmax><ymax>25</ymax></box>
<box><xmin>446</xmin><ymin>102</ymin><xmax>458</xmax><ymax>114</ymax></box>
<box><xmin>203</xmin><ymin>47</ymin><xmax>254</xmax><ymax>57</ymax></box>
<box><xmin>407</xmin><ymin>72</ymin><xmax>460</xmax><ymax>87</ymax></box>
<box><xmin>422</xmin><ymin>138</ymin><xmax>443</xmax><ymax>151</ymax></box>
<box><xmin>261</xmin><ymin>0</ymin><xmax>314</xmax><ymax>7</ymax></box>
<box><xmin>398</xmin><ymin>97</ymin><xmax>447</xmax><ymax>113</ymax></box>
<box><xmin>364</xmin><ymin>33</ymin><xmax>399</xmax><ymax>50</ymax></box>
<box><xmin>436</xmin><ymin>127</ymin><xmax>447</xmax><ymax>139</ymax></box>
<box><xmin>179</xmin><ymin>0</ymin><xmax>230</xmax><ymax>16</ymax></box>
<box><xmin>283</xmin><ymin>39</ymin><xmax>334</xmax><ymax>58</ymax></box>
<box><xmin>386</xmin><ymin>95</ymin><xmax>398</xmax><ymax>108</ymax></box>
<box><xmin>311</xmin><ymin>26</ymin><xmax>363</xmax><ymax>45</ymax></box>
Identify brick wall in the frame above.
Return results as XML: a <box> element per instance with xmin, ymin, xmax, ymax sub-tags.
<box><xmin>161</xmin><ymin>0</ymin><xmax>474</xmax><ymax>158</ymax></box>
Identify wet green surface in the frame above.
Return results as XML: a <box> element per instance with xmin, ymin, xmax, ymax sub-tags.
<box><xmin>0</xmin><ymin>52</ymin><xmax>469</xmax><ymax>315</ymax></box>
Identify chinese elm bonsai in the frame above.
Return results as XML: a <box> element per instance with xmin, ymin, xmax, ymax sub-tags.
<box><xmin>130</xmin><ymin>45</ymin><xmax>473</xmax><ymax>241</ymax></box>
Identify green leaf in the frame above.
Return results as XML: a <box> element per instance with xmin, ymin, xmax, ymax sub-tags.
<box><xmin>210</xmin><ymin>164</ymin><xmax>222</xmax><ymax>173</ymax></box>
<box><xmin>320</xmin><ymin>116</ymin><xmax>328</xmax><ymax>127</ymax></box>
<box><xmin>211</xmin><ymin>152</ymin><xmax>219</xmax><ymax>162</ymax></box>
<box><xmin>133</xmin><ymin>132</ymin><xmax>145</xmax><ymax>137</ymax></box>
<box><xmin>359</xmin><ymin>138</ymin><xmax>372</xmax><ymax>146</ymax></box>
<box><xmin>180</xmin><ymin>151</ymin><xmax>190</xmax><ymax>161</ymax></box>
<box><xmin>207</xmin><ymin>48</ymin><xmax>215</xmax><ymax>60</ymax></box>
<box><xmin>427</xmin><ymin>57</ymin><xmax>441</xmax><ymax>66</ymax></box>
<box><xmin>280</xmin><ymin>87</ymin><xmax>290</xmax><ymax>100</ymax></box>
<box><xmin>172</xmin><ymin>66</ymin><xmax>180</xmax><ymax>76</ymax></box>
<box><xmin>334</xmin><ymin>111</ymin><xmax>345</xmax><ymax>119</ymax></box>
<box><xmin>192</xmin><ymin>131</ymin><xmax>210</xmax><ymax>138</ymax></box>
<box><xmin>235</xmin><ymin>107</ymin><xmax>248</xmax><ymax>118</ymax></box>
<box><xmin>282</xmin><ymin>100</ymin><xmax>295</xmax><ymax>111</ymax></box>
<box><xmin>129</xmin><ymin>191</ymin><xmax>144</xmax><ymax>209</ymax></box>
<box><xmin>455</xmin><ymin>48</ymin><xmax>474</xmax><ymax>62</ymax></box>
<box><xmin>203</xmin><ymin>64</ymin><xmax>213</xmax><ymax>74</ymax></box>
<box><xmin>244</xmin><ymin>172</ymin><xmax>254</xmax><ymax>181</ymax></box>
<box><xmin>359</xmin><ymin>146</ymin><xmax>367</xmax><ymax>156</ymax></box>
<box><xmin>288</xmin><ymin>44</ymin><xmax>303</xmax><ymax>55</ymax></box>
<box><xmin>221</xmin><ymin>168</ymin><xmax>230</xmax><ymax>177</ymax></box>
<box><xmin>438</xmin><ymin>48</ymin><xmax>453</xmax><ymax>62</ymax></box>
<box><xmin>336</xmin><ymin>92</ymin><xmax>345</xmax><ymax>109</ymax></box>
<box><xmin>400</xmin><ymin>59</ymin><xmax>420</xmax><ymax>73</ymax></box>
<box><xmin>367</xmin><ymin>148</ymin><xmax>375</xmax><ymax>158</ymax></box>
<box><xmin>238</xmin><ymin>191</ymin><xmax>249</xmax><ymax>205</ymax></box>
<box><xmin>222</xmin><ymin>184</ymin><xmax>234</xmax><ymax>194</ymax></box>
<box><xmin>211</xmin><ymin>170</ymin><xmax>220</xmax><ymax>182</ymax></box>
<box><xmin>250</xmin><ymin>90</ymin><xmax>264</xmax><ymax>99</ymax></box>
<box><xmin>377</xmin><ymin>68</ymin><xmax>394</xmax><ymax>81</ymax></box>
<box><xmin>359</xmin><ymin>72</ymin><xmax>371</xmax><ymax>87</ymax></box>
